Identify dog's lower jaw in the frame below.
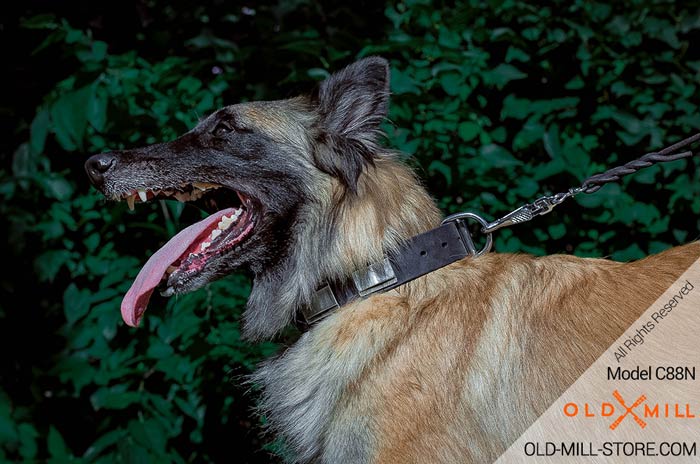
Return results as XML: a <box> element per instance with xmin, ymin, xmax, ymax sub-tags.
<box><xmin>251</xmin><ymin>242</ymin><xmax>700</xmax><ymax>463</ymax></box>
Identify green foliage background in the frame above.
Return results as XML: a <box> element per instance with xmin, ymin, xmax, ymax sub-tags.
<box><xmin>2</xmin><ymin>0</ymin><xmax>699</xmax><ymax>462</ymax></box>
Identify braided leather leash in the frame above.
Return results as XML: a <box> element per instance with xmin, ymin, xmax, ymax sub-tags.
<box><xmin>444</xmin><ymin>132</ymin><xmax>700</xmax><ymax>244</ymax></box>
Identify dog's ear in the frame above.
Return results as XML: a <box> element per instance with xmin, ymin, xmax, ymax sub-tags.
<box><xmin>312</xmin><ymin>56</ymin><xmax>390</xmax><ymax>193</ymax></box>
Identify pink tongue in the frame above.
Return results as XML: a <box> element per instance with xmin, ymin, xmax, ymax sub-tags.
<box><xmin>121</xmin><ymin>208</ymin><xmax>237</xmax><ymax>327</ymax></box>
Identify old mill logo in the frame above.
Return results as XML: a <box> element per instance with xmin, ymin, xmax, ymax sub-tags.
<box><xmin>609</xmin><ymin>390</ymin><xmax>646</xmax><ymax>430</ymax></box>
<box><xmin>563</xmin><ymin>390</ymin><xmax>698</xmax><ymax>430</ymax></box>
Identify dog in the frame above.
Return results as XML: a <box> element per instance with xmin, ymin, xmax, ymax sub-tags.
<box><xmin>85</xmin><ymin>57</ymin><xmax>699</xmax><ymax>463</ymax></box>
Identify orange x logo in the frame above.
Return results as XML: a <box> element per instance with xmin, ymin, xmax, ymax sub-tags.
<box><xmin>609</xmin><ymin>390</ymin><xmax>647</xmax><ymax>430</ymax></box>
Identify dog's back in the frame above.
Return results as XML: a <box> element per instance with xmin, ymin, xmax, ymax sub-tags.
<box><xmin>256</xmin><ymin>242</ymin><xmax>700</xmax><ymax>463</ymax></box>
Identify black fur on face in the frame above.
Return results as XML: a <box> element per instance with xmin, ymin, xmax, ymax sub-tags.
<box><xmin>86</xmin><ymin>57</ymin><xmax>392</xmax><ymax>321</ymax></box>
<box><xmin>88</xmin><ymin>102</ymin><xmax>315</xmax><ymax>293</ymax></box>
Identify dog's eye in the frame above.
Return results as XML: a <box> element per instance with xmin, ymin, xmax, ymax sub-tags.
<box><xmin>213</xmin><ymin>122</ymin><xmax>233</xmax><ymax>137</ymax></box>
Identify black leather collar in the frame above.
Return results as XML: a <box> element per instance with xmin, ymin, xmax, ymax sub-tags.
<box><xmin>297</xmin><ymin>216</ymin><xmax>485</xmax><ymax>327</ymax></box>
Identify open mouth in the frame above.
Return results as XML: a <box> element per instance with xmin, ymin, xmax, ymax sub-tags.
<box><xmin>117</xmin><ymin>182</ymin><xmax>256</xmax><ymax>327</ymax></box>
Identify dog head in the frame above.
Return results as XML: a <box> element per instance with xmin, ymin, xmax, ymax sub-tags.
<box><xmin>86</xmin><ymin>57</ymin><xmax>439</xmax><ymax>336</ymax></box>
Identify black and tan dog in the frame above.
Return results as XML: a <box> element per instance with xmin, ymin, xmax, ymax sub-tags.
<box><xmin>86</xmin><ymin>57</ymin><xmax>699</xmax><ymax>463</ymax></box>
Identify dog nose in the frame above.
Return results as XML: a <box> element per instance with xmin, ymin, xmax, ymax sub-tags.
<box><xmin>85</xmin><ymin>152</ymin><xmax>115</xmax><ymax>187</ymax></box>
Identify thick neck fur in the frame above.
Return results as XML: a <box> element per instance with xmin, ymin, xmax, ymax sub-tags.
<box><xmin>242</xmin><ymin>155</ymin><xmax>442</xmax><ymax>340</ymax></box>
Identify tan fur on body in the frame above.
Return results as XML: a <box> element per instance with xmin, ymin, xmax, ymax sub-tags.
<box><xmin>254</xmin><ymin>148</ymin><xmax>699</xmax><ymax>463</ymax></box>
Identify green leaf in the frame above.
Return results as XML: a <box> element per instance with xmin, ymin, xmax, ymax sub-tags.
<box><xmin>565</xmin><ymin>76</ymin><xmax>584</xmax><ymax>90</ymax></box>
<box><xmin>457</xmin><ymin>121</ymin><xmax>480</xmax><ymax>142</ymax></box>
<box><xmin>512</xmin><ymin>178</ymin><xmax>540</xmax><ymax>198</ymax></box>
<box><xmin>88</xmin><ymin>84</ymin><xmax>108</xmax><ymax>132</ymax></box>
<box><xmin>505</xmin><ymin>47</ymin><xmax>529</xmax><ymax>63</ymax></box>
<box><xmin>548</xmin><ymin>223</ymin><xmax>566</xmax><ymax>240</ymax></box>
<box><xmin>91</xmin><ymin>386</ymin><xmax>142</xmax><ymax>410</ymax></box>
<box><xmin>649</xmin><ymin>241</ymin><xmax>670</xmax><ymax>254</ymax></box>
<box><xmin>611</xmin><ymin>243</ymin><xmax>645</xmax><ymax>261</ymax></box>
<box><xmin>30</xmin><ymin>109</ymin><xmax>50</xmax><ymax>155</ymax></box>
<box><xmin>63</xmin><ymin>284</ymin><xmax>92</xmax><ymax>325</ymax></box>
<box><xmin>92</xmin><ymin>41</ymin><xmax>108</xmax><ymax>61</ymax></box>
<box><xmin>128</xmin><ymin>419</ymin><xmax>168</xmax><ymax>453</ymax></box>
<box><xmin>34</xmin><ymin>250</ymin><xmax>72</xmax><ymax>282</ymax></box>
<box><xmin>12</xmin><ymin>143</ymin><xmax>37</xmax><ymax>179</ymax></box>
<box><xmin>543</xmin><ymin>125</ymin><xmax>562</xmax><ymax>159</ymax></box>
<box><xmin>484</xmin><ymin>64</ymin><xmax>527</xmax><ymax>89</ymax></box>
<box><xmin>428</xmin><ymin>160</ymin><xmax>452</xmax><ymax>186</ymax></box>
<box><xmin>479</xmin><ymin>144</ymin><xmax>522</xmax><ymax>168</ymax></box>
<box><xmin>44</xmin><ymin>176</ymin><xmax>74</xmax><ymax>201</ymax></box>
<box><xmin>391</xmin><ymin>68</ymin><xmax>420</xmax><ymax>95</ymax></box>
<box><xmin>0</xmin><ymin>401</ymin><xmax>18</xmax><ymax>444</ymax></box>
<box><xmin>17</xmin><ymin>423</ymin><xmax>38</xmax><ymax>459</ymax></box>
<box><xmin>50</xmin><ymin>85</ymin><xmax>92</xmax><ymax>151</ymax></box>
<box><xmin>438</xmin><ymin>72</ymin><xmax>463</xmax><ymax>96</ymax></box>
<box><xmin>501</xmin><ymin>95</ymin><xmax>531</xmax><ymax>120</ymax></box>
<box><xmin>47</xmin><ymin>426</ymin><xmax>70</xmax><ymax>460</ymax></box>
<box><xmin>307</xmin><ymin>68</ymin><xmax>330</xmax><ymax>81</ymax></box>
<box><xmin>83</xmin><ymin>429</ymin><xmax>126</xmax><ymax>459</ymax></box>
<box><xmin>21</xmin><ymin>14</ymin><xmax>59</xmax><ymax>30</ymax></box>
<box><xmin>84</xmin><ymin>233</ymin><xmax>101</xmax><ymax>253</ymax></box>
<box><xmin>146</xmin><ymin>338</ymin><xmax>175</xmax><ymax>359</ymax></box>
<box><xmin>176</xmin><ymin>76</ymin><xmax>203</xmax><ymax>94</ymax></box>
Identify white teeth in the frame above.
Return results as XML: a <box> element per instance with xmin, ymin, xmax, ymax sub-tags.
<box><xmin>218</xmin><ymin>215</ymin><xmax>233</xmax><ymax>229</ymax></box>
<box><xmin>210</xmin><ymin>229</ymin><xmax>222</xmax><ymax>240</ymax></box>
<box><xmin>200</xmin><ymin>241</ymin><xmax>211</xmax><ymax>251</ymax></box>
<box><xmin>216</xmin><ymin>209</ymin><xmax>243</xmax><ymax>229</ymax></box>
<box><xmin>137</xmin><ymin>189</ymin><xmax>147</xmax><ymax>202</ymax></box>
<box><xmin>126</xmin><ymin>195</ymin><xmax>135</xmax><ymax>211</ymax></box>
<box><xmin>160</xmin><ymin>287</ymin><xmax>175</xmax><ymax>297</ymax></box>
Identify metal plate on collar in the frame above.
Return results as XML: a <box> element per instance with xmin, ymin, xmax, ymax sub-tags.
<box><xmin>352</xmin><ymin>257</ymin><xmax>397</xmax><ymax>297</ymax></box>
<box><xmin>304</xmin><ymin>284</ymin><xmax>339</xmax><ymax>324</ymax></box>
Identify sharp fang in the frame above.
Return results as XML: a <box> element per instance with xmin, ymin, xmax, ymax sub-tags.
<box><xmin>137</xmin><ymin>189</ymin><xmax>148</xmax><ymax>202</ymax></box>
<box><xmin>210</xmin><ymin>229</ymin><xmax>222</xmax><ymax>240</ymax></box>
<box><xmin>160</xmin><ymin>287</ymin><xmax>175</xmax><ymax>297</ymax></box>
<box><xmin>126</xmin><ymin>195</ymin><xmax>135</xmax><ymax>211</ymax></box>
<box><xmin>201</xmin><ymin>241</ymin><xmax>211</xmax><ymax>251</ymax></box>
